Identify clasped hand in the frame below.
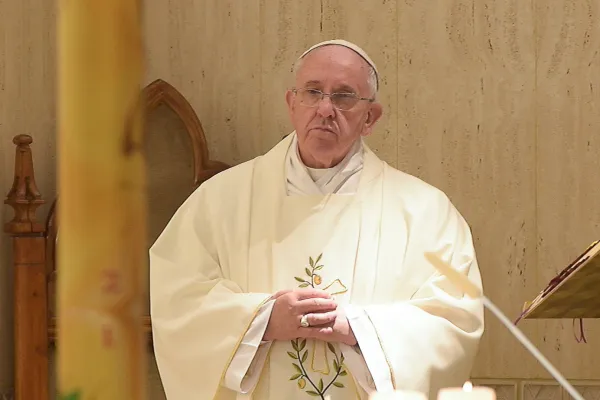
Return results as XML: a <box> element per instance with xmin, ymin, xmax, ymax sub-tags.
<box><xmin>263</xmin><ymin>288</ymin><xmax>357</xmax><ymax>346</ymax></box>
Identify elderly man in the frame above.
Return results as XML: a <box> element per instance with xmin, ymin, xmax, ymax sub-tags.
<box><xmin>150</xmin><ymin>40</ymin><xmax>484</xmax><ymax>400</ymax></box>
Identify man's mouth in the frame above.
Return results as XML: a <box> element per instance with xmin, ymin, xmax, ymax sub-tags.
<box><xmin>311</xmin><ymin>126</ymin><xmax>336</xmax><ymax>134</ymax></box>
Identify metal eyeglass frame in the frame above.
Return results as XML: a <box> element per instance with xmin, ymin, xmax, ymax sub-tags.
<box><xmin>291</xmin><ymin>88</ymin><xmax>375</xmax><ymax>111</ymax></box>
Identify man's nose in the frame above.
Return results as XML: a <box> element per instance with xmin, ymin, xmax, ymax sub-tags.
<box><xmin>316</xmin><ymin>96</ymin><xmax>335</xmax><ymax>119</ymax></box>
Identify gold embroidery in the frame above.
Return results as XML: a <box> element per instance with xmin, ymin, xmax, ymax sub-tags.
<box><xmin>322</xmin><ymin>279</ymin><xmax>348</xmax><ymax>296</ymax></box>
<box><xmin>220</xmin><ymin>296</ymin><xmax>272</xmax><ymax>385</ymax></box>
<box><xmin>287</xmin><ymin>338</ymin><xmax>349</xmax><ymax>399</ymax></box>
<box><xmin>311</xmin><ymin>341</ymin><xmax>330</xmax><ymax>374</ymax></box>
<box><xmin>289</xmin><ymin>253</ymin><xmax>349</xmax><ymax>398</ymax></box>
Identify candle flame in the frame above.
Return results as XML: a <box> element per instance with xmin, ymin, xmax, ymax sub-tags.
<box><xmin>463</xmin><ymin>382</ymin><xmax>473</xmax><ymax>392</ymax></box>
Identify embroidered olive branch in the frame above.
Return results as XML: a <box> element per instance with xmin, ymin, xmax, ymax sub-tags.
<box><xmin>289</xmin><ymin>253</ymin><xmax>347</xmax><ymax>398</ymax></box>
<box><xmin>288</xmin><ymin>338</ymin><xmax>325</xmax><ymax>398</ymax></box>
<box><xmin>287</xmin><ymin>338</ymin><xmax>348</xmax><ymax>398</ymax></box>
<box><xmin>294</xmin><ymin>253</ymin><xmax>324</xmax><ymax>288</ymax></box>
<box><xmin>321</xmin><ymin>342</ymin><xmax>347</xmax><ymax>393</ymax></box>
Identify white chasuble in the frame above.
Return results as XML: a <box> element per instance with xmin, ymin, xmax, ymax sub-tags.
<box><xmin>258</xmin><ymin>194</ymin><xmax>362</xmax><ymax>399</ymax></box>
<box><xmin>150</xmin><ymin>133</ymin><xmax>484</xmax><ymax>400</ymax></box>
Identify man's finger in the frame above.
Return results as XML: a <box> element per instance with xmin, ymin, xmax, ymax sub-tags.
<box><xmin>295</xmin><ymin>288</ymin><xmax>331</xmax><ymax>300</ymax></box>
<box><xmin>305</xmin><ymin>311</ymin><xmax>337</xmax><ymax>327</ymax></box>
<box><xmin>298</xmin><ymin>326</ymin><xmax>334</xmax><ymax>339</ymax></box>
<box><xmin>271</xmin><ymin>289</ymin><xmax>292</xmax><ymax>299</ymax></box>
<box><xmin>295</xmin><ymin>298</ymin><xmax>337</xmax><ymax>314</ymax></box>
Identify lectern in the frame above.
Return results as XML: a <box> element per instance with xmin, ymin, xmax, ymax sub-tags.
<box><xmin>518</xmin><ymin>240</ymin><xmax>600</xmax><ymax>320</ymax></box>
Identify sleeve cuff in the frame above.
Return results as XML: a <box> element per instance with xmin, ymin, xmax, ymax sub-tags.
<box><xmin>223</xmin><ymin>299</ymin><xmax>275</xmax><ymax>393</ymax></box>
<box><xmin>341</xmin><ymin>304</ymin><xmax>394</xmax><ymax>393</ymax></box>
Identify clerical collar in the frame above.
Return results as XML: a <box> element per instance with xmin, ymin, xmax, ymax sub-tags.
<box><xmin>285</xmin><ymin>134</ymin><xmax>364</xmax><ymax>196</ymax></box>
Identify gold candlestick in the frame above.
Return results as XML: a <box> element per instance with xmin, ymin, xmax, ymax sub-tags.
<box><xmin>57</xmin><ymin>1</ymin><xmax>146</xmax><ymax>399</ymax></box>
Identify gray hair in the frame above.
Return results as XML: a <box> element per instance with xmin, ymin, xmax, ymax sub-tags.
<box><xmin>292</xmin><ymin>51</ymin><xmax>378</xmax><ymax>99</ymax></box>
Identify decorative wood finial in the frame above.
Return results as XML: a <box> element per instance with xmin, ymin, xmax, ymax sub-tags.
<box><xmin>4</xmin><ymin>134</ymin><xmax>45</xmax><ymax>234</ymax></box>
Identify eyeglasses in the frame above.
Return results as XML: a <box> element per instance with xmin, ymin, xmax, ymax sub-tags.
<box><xmin>292</xmin><ymin>88</ymin><xmax>374</xmax><ymax>111</ymax></box>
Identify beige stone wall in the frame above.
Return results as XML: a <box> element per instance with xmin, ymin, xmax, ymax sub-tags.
<box><xmin>1</xmin><ymin>0</ymin><xmax>599</xmax><ymax>396</ymax></box>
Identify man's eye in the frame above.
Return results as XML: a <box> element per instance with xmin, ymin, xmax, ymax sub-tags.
<box><xmin>334</xmin><ymin>93</ymin><xmax>355</xmax><ymax>99</ymax></box>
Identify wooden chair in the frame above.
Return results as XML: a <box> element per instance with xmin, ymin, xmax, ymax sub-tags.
<box><xmin>4</xmin><ymin>79</ymin><xmax>230</xmax><ymax>400</ymax></box>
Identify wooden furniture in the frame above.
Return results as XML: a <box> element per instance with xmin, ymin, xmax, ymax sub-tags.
<box><xmin>4</xmin><ymin>79</ymin><xmax>230</xmax><ymax>400</ymax></box>
<box><xmin>518</xmin><ymin>240</ymin><xmax>600</xmax><ymax>320</ymax></box>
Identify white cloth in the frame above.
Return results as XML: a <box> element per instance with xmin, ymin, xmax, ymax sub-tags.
<box><xmin>286</xmin><ymin>134</ymin><xmax>364</xmax><ymax>196</ymax></box>
<box><xmin>223</xmin><ymin>300</ymin><xmax>275</xmax><ymax>393</ymax></box>
<box><xmin>224</xmin><ymin>134</ymin><xmax>390</xmax><ymax>396</ymax></box>
<box><xmin>150</xmin><ymin>133</ymin><xmax>484</xmax><ymax>400</ymax></box>
<box><xmin>297</xmin><ymin>39</ymin><xmax>379</xmax><ymax>90</ymax></box>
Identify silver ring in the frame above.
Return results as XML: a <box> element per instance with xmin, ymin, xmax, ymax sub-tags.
<box><xmin>300</xmin><ymin>314</ymin><xmax>310</xmax><ymax>328</ymax></box>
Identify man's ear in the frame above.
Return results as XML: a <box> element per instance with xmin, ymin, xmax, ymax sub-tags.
<box><xmin>361</xmin><ymin>102</ymin><xmax>383</xmax><ymax>137</ymax></box>
<box><xmin>285</xmin><ymin>89</ymin><xmax>297</xmax><ymax>123</ymax></box>
<box><xmin>285</xmin><ymin>89</ymin><xmax>295</xmax><ymax>112</ymax></box>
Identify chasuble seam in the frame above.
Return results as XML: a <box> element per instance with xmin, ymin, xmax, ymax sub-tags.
<box><xmin>219</xmin><ymin>296</ymin><xmax>273</xmax><ymax>389</ymax></box>
<box><xmin>362</xmin><ymin>310</ymin><xmax>397</xmax><ymax>390</ymax></box>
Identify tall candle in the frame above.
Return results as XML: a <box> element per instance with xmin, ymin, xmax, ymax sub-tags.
<box><xmin>57</xmin><ymin>1</ymin><xmax>146</xmax><ymax>399</ymax></box>
<box><xmin>437</xmin><ymin>382</ymin><xmax>496</xmax><ymax>400</ymax></box>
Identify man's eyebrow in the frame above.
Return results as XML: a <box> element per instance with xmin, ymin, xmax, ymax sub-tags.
<box><xmin>334</xmin><ymin>84</ymin><xmax>357</xmax><ymax>94</ymax></box>
<box><xmin>303</xmin><ymin>80</ymin><xmax>322</xmax><ymax>87</ymax></box>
